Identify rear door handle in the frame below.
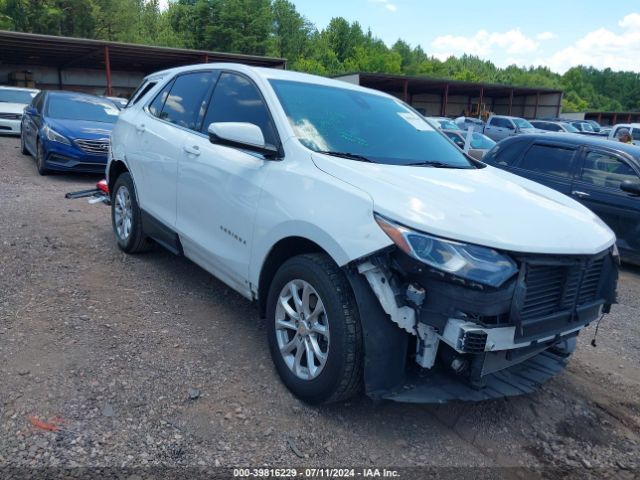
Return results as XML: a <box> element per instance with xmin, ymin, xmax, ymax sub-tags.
<box><xmin>135</xmin><ymin>123</ymin><xmax>146</xmax><ymax>133</ymax></box>
<box><xmin>572</xmin><ymin>190</ymin><xmax>590</xmax><ymax>198</ymax></box>
<box><xmin>183</xmin><ymin>145</ymin><xmax>201</xmax><ymax>156</ymax></box>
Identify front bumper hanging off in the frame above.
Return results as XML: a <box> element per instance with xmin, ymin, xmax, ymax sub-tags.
<box><xmin>345</xmin><ymin>246</ymin><xmax>618</xmax><ymax>403</ymax></box>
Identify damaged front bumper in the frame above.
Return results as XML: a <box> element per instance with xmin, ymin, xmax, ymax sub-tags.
<box><xmin>346</xmin><ymin>245</ymin><xmax>618</xmax><ymax>403</ymax></box>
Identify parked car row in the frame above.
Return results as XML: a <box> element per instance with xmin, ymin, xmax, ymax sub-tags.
<box><xmin>4</xmin><ymin>66</ymin><xmax>632</xmax><ymax>406</ymax></box>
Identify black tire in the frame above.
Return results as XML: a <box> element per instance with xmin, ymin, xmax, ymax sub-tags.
<box><xmin>266</xmin><ymin>253</ymin><xmax>363</xmax><ymax>404</ymax></box>
<box><xmin>35</xmin><ymin>139</ymin><xmax>49</xmax><ymax>175</ymax></box>
<box><xmin>20</xmin><ymin>129</ymin><xmax>28</xmax><ymax>155</ymax></box>
<box><xmin>111</xmin><ymin>172</ymin><xmax>152</xmax><ymax>253</ymax></box>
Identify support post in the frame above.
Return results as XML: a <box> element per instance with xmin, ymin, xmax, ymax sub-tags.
<box><xmin>478</xmin><ymin>87</ymin><xmax>484</xmax><ymax>118</ymax></box>
<box><xmin>104</xmin><ymin>45</ymin><xmax>112</xmax><ymax>96</ymax></box>
<box><xmin>612</xmin><ymin>113</ymin><xmax>618</xmax><ymax>125</ymax></box>
<box><xmin>627</xmin><ymin>113</ymin><xmax>632</xmax><ymax>123</ymax></box>
<box><xmin>203</xmin><ymin>54</ymin><xmax>209</xmax><ymax>63</ymax></box>
<box><xmin>508</xmin><ymin>89</ymin><xmax>514</xmax><ymax>116</ymax></box>
<box><xmin>57</xmin><ymin>68</ymin><xmax>63</xmax><ymax>90</ymax></box>
<box><xmin>597</xmin><ymin>113</ymin><xmax>602</xmax><ymax>124</ymax></box>
<box><xmin>556</xmin><ymin>93</ymin><xmax>562</xmax><ymax>118</ymax></box>
<box><xmin>402</xmin><ymin>79</ymin><xmax>409</xmax><ymax>103</ymax></box>
<box><xmin>533</xmin><ymin>92</ymin><xmax>539</xmax><ymax>119</ymax></box>
<box><xmin>441</xmin><ymin>84</ymin><xmax>449</xmax><ymax>116</ymax></box>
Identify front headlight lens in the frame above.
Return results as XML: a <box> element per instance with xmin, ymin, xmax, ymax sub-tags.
<box><xmin>43</xmin><ymin>125</ymin><xmax>71</xmax><ymax>145</ymax></box>
<box><xmin>375</xmin><ymin>213</ymin><xmax>518</xmax><ymax>287</ymax></box>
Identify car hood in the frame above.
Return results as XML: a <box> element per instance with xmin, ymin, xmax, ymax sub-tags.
<box><xmin>311</xmin><ymin>154</ymin><xmax>615</xmax><ymax>255</ymax></box>
<box><xmin>0</xmin><ymin>102</ymin><xmax>27</xmax><ymax>114</ymax></box>
<box><xmin>46</xmin><ymin>119</ymin><xmax>114</xmax><ymax>140</ymax></box>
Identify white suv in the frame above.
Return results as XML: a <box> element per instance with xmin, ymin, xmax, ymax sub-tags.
<box><xmin>108</xmin><ymin>64</ymin><xmax>618</xmax><ymax>404</ymax></box>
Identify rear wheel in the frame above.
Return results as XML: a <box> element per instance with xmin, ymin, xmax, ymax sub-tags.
<box><xmin>266</xmin><ymin>254</ymin><xmax>363</xmax><ymax>404</ymax></box>
<box><xmin>35</xmin><ymin>139</ymin><xmax>49</xmax><ymax>175</ymax></box>
<box><xmin>111</xmin><ymin>172</ymin><xmax>152</xmax><ymax>253</ymax></box>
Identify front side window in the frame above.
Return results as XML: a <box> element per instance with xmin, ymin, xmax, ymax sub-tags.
<box><xmin>203</xmin><ymin>72</ymin><xmax>277</xmax><ymax>145</ymax></box>
<box><xmin>444</xmin><ymin>131</ymin><xmax>465</xmax><ymax>148</ymax></box>
<box><xmin>46</xmin><ymin>95</ymin><xmax>119</xmax><ymax>123</ymax></box>
<box><xmin>632</xmin><ymin>129</ymin><xmax>640</xmax><ymax>140</ymax></box>
<box><xmin>517</xmin><ymin>144</ymin><xmax>576</xmax><ymax>177</ymax></box>
<box><xmin>580</xmin><ymin>151</ymin><xmax>638</xmax><ymax>188</ymax></box>
<box><xmin>159</xmin><ymin>72</ymin><xmax>214</xmax><ymax>131</ymax></box>
<box><xmin>513</xmin><ymin>118</ymin><xmax>534</xmax><ymax>129</ymax></box>
<box><xmin>490</xmin><ymin>117</ymin><xmax>508</xmax><ymax>128</ymax></box>
<box><xmin>470</xmin><ymin>133</ymin><xmax>496</xmax><ymax>149</ymax></box>
<box><xmin>438</xmin><ymin>119</ymin><xmax>460</xmax><ymax>130</ymax></box>
<box><xmin>561</xmin><ymin>122</ymin><xmax>579</xmax><ymax>133</ymax></box>
<box><xmin>270</xmin><ymin>79</ymin><xmax>474</xmax><ymax>168</ymax></box>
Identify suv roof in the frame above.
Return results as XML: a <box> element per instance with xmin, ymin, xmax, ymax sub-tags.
<box><xmin>501</xmin><ymin>133</ymin><xmax>640</xmax><ymax>159</ymax></box>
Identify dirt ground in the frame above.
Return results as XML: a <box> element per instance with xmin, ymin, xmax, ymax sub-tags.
<box><xmin>1</xmin><ymin>134</ymin><xmax>639</xmax><ymax>479</ymax></box>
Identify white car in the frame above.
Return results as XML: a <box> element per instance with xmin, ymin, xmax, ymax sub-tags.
<box><xmin>107</xmin><ymin>64</ymin><xmax>619</xmax><ymax>404</ymax></box>
<box><xmin>608</xmin><ymin>123</ymin><xmax>640</xmax><ymax>145</ymax></box>
<box><xmin>0</xmin><ymin>86</ymin><xmax>38</xmax><ymax>135</ymax></box>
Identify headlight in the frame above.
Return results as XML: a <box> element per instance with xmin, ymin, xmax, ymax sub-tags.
<box><xmin>374</xmin><ymin>213</ymin><xmax>518</xmax><ymax>287</ymax></box>
<box><xmin>43</xmin><ymin>125</ymin><xmax>71</xmax><ymax>145</ymax></box>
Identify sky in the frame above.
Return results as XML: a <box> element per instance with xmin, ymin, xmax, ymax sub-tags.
<box><xmin>289</xmin><ymin>0</ymin><xmax>640</xmax><ymax>73</ymax></box>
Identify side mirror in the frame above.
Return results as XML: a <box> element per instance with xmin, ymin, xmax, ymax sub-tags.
<box><xmin>24</xmin><ymin>106</ymin><xmax>38</xmax><ymax>116</ymax></box>
<box><xmin>620</xmin><ymin>180</ymin><xmax>640</xmax><ymax>196</ymax></box>
<box><xmin>208</xmin><ymin>122</ymin><xmax>279</xmax><ymax>158</ymax></box>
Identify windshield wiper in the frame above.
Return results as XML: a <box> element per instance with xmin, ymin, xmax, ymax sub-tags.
<box><xmin>317</xmin><ymin>150</ymin><xmax>376</xmax><ymax>163</ymax></box>
<box><xmin>405</xmin><ymin>160</ymin><xmax>466</xmax><ymax>168</ymax></box>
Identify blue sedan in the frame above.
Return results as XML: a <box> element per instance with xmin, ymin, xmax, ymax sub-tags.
<box><xmin>21</xmin><ymin>91</ymin><xmax>119</xmax><ymax>175</ymax></box>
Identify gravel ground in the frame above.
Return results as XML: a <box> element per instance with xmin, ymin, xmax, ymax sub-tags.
<box><xmin>1</xmin><ymin>134</ymin><xmax>639</xmax><ymax>479</ymax></box>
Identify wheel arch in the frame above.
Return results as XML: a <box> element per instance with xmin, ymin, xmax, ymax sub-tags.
<box><xmin>108</xmin><ymin>160</ymin><xmax>130</xmax><ymax>195</ymax></box>
<box><xmin>257</xmin><ymin>236</ymin><xmax>331</xmax><ymax>319</ymax></box>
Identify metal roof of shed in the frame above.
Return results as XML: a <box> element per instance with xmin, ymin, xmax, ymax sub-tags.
<box><xmin>0</xmin><ymin>30</ymin><xmax>286</xmax><ymax>72</ymax></box>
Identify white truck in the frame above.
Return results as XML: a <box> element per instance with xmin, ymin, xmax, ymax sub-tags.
<box><xmin>106</xmin><ymin>64</ymin><xmax>618</xmax><ymax>404</ymax></box>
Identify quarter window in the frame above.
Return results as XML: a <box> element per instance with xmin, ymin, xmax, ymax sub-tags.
<box><xmin>517</xmin><ymin>144</ymin><xmax>576</xmax><ymax>177</ymax></box>
<box><xmin>128</xmin><ymin>81</ymin><xmax>157</xmax><ymax>107</ymax></box>
<box><xmin>148</xmin><ymin>80</ymin><xmax>174</xmax><ymax>118</ymax></box>
<box><xmin>159</xmin><ymin>72</ymin><xmax>214</xmax><ymax>131</ymax></box>
<box><xmin>202</xmin><ymin>72</ymin><xmax>277</xmax><ymax>145</ymax></box>
<box><xmin>580</xmin><ymin>151</ymin><xmax>638</xmax><ymax>188</ymax></box>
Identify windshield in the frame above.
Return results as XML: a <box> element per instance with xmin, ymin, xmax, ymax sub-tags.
<box><xmin>270</xmin><ymin>79</ymin><xmax>474</xmax><ymax>168</ymax></box>
<box><xmin>47</xmin><ymin>95</ymin><xmax>119</xmax><ymax>123</ymax></box>
<box><xmin>470</xmin><ymin>132</ymin><xmax>496</xmax><ymax>149</ymax></box>
<box><xmin>561</xmin><ymin>122</ymin><xmax>579</xmax><ymax>133</ymax></box>
<box><xmin>513</xmin><ymin>118</ymin><xmax>534</xmax><ymax>129</ymax></box>
<box><xmin>437</xmin><ymin>119</ymin><xmax>461</xmax><ymax>130</ymax></box>
<box><xmin>0</xmin><ymin>89</ymin><xmax>36</xmax><ymax>104</ymax></box>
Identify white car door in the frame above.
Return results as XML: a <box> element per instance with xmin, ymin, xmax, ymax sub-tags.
<box><xmin>176</xmin><ymin>71</ymin><xmax>277</xmax><ymax>296</ymax></box>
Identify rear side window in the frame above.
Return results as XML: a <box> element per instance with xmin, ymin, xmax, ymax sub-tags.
<box><xmin>202</xmin><ymin>72</ymin><xmax>277</xmax><ymax>145</ymax></box>
<box><xmin>580</xmin><ymin>151</ymin><xmax>638</xmax><ymax>188</ymax></box>
<box><xmin>632</xmin><ymin>129</ymin><xmax>640</xmax><ymax>140</ymax></box>
<box><xmin>517</xmin><ymin>144</ymin><xmax>576</xmax><ymax>177</ymax></box>
<box><xmin>159</xmin><ymin>72</ymin><xmax>214</xmax><ymax>131</ymax></box>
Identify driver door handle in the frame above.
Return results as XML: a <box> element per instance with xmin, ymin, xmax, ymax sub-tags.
<box><xmin>183</xmin><ymin>145</ymin><xmax>201</xmax><ymax>156</ymax></box>
<box><xmin>572</xmin><ymin>190</ymin><xmax>590</xmax><ymax>198</ymax></box>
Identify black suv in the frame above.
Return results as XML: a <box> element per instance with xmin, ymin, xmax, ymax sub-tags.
<box><xmin>484</xmin><ymin>134</ymin><xmax>640</xmax><ymax>264</ymax></box>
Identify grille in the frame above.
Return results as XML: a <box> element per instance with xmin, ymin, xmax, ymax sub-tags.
<box><xmin>0</xmin><ymin>113</ymin><xmax>21</xmax><ymax>120</ymax></box>
<box><xmin>521</xmin><ymin>258</ymin><xmax>604</xmax><ymax>321</ymax></box>
<box><xmin>74</xmin><ymin>138</ymin><xmax>110</xmax><ymax>155</ymax></box>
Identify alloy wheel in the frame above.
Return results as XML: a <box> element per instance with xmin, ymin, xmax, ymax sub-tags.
<box><xmin>114</xmin><ymin>185</ymin><xmax>133</xmax><ymax>241</ymax></box>
<box><xmin>275</xmin><ymin>279</ymin><xmax>330</xmax><ymax>380</ymax></box>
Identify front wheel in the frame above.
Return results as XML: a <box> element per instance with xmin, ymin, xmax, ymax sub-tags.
<box><xmin>266</xmin><ymin>254</ymin><xmax>363</xmax><ymax>404</ymax></box>
<box><xmin>111</xmin><ymin>172</ymin><xmax>152</xmax><ymax>253</ymax></box>
<box><xmin>35</xmin><ymin>139</ymin><xmax>49</xmax><ymax>175</ymax></box>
